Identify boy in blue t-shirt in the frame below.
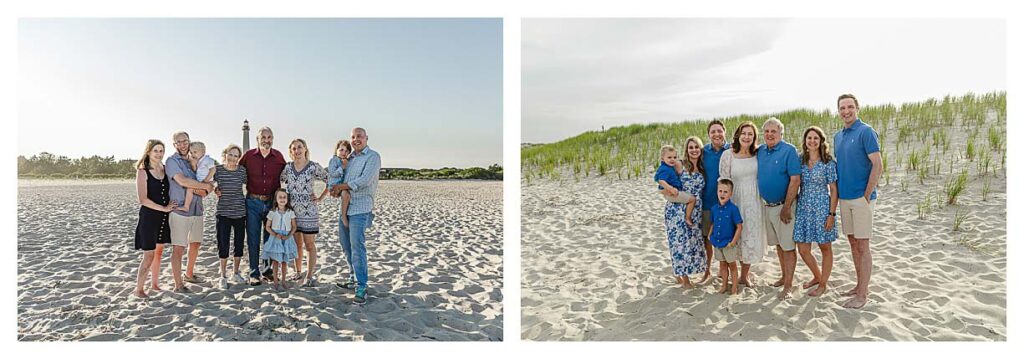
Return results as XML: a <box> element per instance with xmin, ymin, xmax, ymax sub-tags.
<box><xmin>709</xmin><ymin>178</ymin><xmax>744</xmax><ymax>295</ymax></box>
<box><xmin>654</xmin><ymin>145</ymin><xmax>697</xmax><ymax>226</ymax></box>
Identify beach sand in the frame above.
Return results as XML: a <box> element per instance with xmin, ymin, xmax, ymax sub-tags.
<box><xmin>521</xmin><ymin>130</ymin><xmax>1005</xmax><ymax>341</ymax></box>
<box><xmin>18</xmin><ymin>180</ymin><xmax>503</xmax><ymax>341</ymax></box>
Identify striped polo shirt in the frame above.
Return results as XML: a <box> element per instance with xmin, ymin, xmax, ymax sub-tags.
<box><xmin>214</xmin><ymin>165</ymin><xmax>248</xmax><ymax>219</ymax></box>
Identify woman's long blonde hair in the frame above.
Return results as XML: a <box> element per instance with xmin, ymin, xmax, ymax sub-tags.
<box><xmin>135</xmin><ymin>139</ymin><xmax>165</xmax><ymax>170</ymax></box>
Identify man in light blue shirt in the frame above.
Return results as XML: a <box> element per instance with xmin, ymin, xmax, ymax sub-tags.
<box><xmin>756</xmin><ymin>117</ymin><xmax>801</xmax><ymax>300</ymax></box>
<box><xmin>833</xmin><ymin>94</ymin><xmax>882</xmax><ymax>309</ymax></box>
<box><xmin>331</xmin><ymin>127</ymin><xmax>381</xmax><ymax>304</ymax></box>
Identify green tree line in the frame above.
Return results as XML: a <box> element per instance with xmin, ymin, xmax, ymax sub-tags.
<box><xmin>18</xmin><ymin>152</ymin><xmax>503</xmax><ymax>181</ymax></box>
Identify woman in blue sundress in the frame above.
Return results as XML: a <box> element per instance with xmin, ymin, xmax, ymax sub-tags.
<box><xmin>660</xmin><ymin>136</ymin><xmax>709</xmax><ymax>289</ymax></box>
<box><xmin>793</xmin><ymin>126</ymin><xmax>839</xmax><ymax>297</ymax></box>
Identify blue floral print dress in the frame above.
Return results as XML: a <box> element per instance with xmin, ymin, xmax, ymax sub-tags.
<box><xmin>793</xmin><ymin>160</ymin><xmax>839</xmax><ymax>244</ymax></box>
<box><xmin>664</xmin><ymin>169</ymin><xmax>708</xmax><ymax>277</ymax></box>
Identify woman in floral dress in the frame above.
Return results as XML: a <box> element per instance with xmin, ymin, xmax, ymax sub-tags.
<box><xmin>660</xmin><ymin>136</ymin><xmax>709</xmax><ymax>289</ymax></box>
<box><xmin>282</xmin><ymin>138</ymin><xmax>329</xmax><ymax>287</ymax></box>
<box><xmin>793</xmin><ymin>126</ymin><xmax>839</xmax><ymax>297</ymax></box>
<box><xmin>719</xmin><ymin>121</ymin><xmax>767</xmax><ymax>286</ymax></box>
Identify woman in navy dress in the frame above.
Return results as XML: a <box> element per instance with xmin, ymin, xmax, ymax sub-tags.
<box><xmin>133</xmin><ymin>140</ymin><xmax>178</xmax><ymax>298</ymax></box>
<box><xmin>793</xmin><ymin>126</ymin><xmax>839</xmax><ymax>297</ymax></box>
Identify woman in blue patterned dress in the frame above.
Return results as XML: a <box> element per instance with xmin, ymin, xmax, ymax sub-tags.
<box><xmin>793</xmin><ymin>126</ymin><xmax>839</xmax><ymax>297</ymax></box>
<box><xmin>660</xmin><ymin>136</ymin><xmax>709</xmax><ymax>289</ymax></box>
<box><xmin>282</xmin><ymin>138</ymin><xmax>329</xmax><ymax>287</ymax></box>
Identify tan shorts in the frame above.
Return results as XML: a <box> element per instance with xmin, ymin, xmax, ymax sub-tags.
<box><xmin>169</xmin><ymin>212</ymin><xmax>204</xmax><ymax>247</ymax></box>
<box><xmin>764</xmin><ymin>204</ymin><xmax>796</xmax><ymax>251</ymax></box>
<box><xmin>662</xmin><ymin>190</ymin><xmax>693</xmax><ymax>204</ymax></box>
<box><xmin>839</xmin><ymin>198</ymin><xmax>875</xmax><ymax>239</ymax></box>
<box><xmin>714</xmin><ymin>245</ymin><xmax>739</xmax><ymax>263</ymax></box>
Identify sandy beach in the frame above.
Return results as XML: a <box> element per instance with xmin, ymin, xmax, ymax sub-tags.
<box><xmin>521</xmin><ymin>125</ymin><xmax>1006</xmax><ymax>341</ymax></box>
<box><xmin>18</xmin><ymin>180</ymin><xmax>503</xmax><ymax>341</ymax></box>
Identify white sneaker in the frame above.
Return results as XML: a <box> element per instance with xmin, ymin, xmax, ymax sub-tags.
<box><xmin>220</xmin><ymin>277</ymin><xmax>229</xmax><ymax>290</ymax></box>
<box><xmin>232</xmin><ymin>273</ymin><xmax>246</xmax><ymax>283</ymax></box>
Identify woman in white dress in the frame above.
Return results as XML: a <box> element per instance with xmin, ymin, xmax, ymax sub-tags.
<box><xmin>719</xmin><ymin>121</ymin><xmax>767</xmax><ymax>286</ymax></box>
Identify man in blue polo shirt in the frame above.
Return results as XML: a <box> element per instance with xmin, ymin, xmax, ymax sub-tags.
<box><xmin>699</xmin><ymin>119</ymin><xmax>730</xmax><ymax>284</ymax></box>
<box><xmin>833</xmin><ymin>94</ymin><xmax>882</xmax><ymax>309</ymax></box>
<box><xmin>756</xmin><ymin>117</ymin><xmax>801</xmax><ymax>300</ymax></box>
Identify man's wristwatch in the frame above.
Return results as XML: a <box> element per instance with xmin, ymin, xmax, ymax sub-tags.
<box><xmin>827</xmin><ymin>212</ymin><xmax>836</xmax><ymax>216</ymax></box>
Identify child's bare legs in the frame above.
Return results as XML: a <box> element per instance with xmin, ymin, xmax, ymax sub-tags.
<box><xmin>797</xmin><ymin>243</ymin><xmax>822</xmax><ymax>290</ymax></box>
<box><xmin>150</xmin><ymin>243</ymin><xmax>164</xmax><ymax>290</ymax></box>
<box><xmin>809</xmin><ymin>243</ymin><xmax>833</xmax><ymax>297</ymax></box>
<box><xmin>341</xmin><ymin>190</ymin><xmax>351</xmax><ymax>227</ymax></box>
<box><xmin>717</xmin><ymin>261</ymin><xmax>729</xmax><ymax>294</ymax></box>
<box><xmin>279</xmin><ymin>258</ymin><xmax>289</xmax><ymax>290</ymax></box>
<box><xmin>729</xmin><ymin>262</ymin><xmax>739</xmax><ymax>294</ymax></box>
<box><xmin>179</xmin><ymin>190</ymin><xmax>194</xmax><ymax>212</ymax></box>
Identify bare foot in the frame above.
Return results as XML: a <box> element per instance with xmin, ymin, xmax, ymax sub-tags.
<box><xmin>674</xmin><ymin>276</ymin><xmax>685</xmax><ymax>285</ymax></box>
<box><xmin>808</xmin><ymin>284</ymin><xmax>827</xmax><ymax>297</ymax></box>
<box><xmin>771</xmin><ymin>279</ymin><xmax>785</xmax><ymax>287</ymax></box>
<box><xmin>718</xmin><ymin>285</ymin><xmax>729</xmax><ymax>294</ymax></box>
<box><xmin>698</xmin><ymin>272</ymin><xmax>712</xmax><ymax>285</ymax></box>
<box><xmin>841</xmin><ymin>288</ymin><xmax>858</xmax><ymax>296</ymax></box>
<box><xmin>802</xmin><ymin>278</ymin><xmax>820</xmax><ymax>289</ymax></box>
<box><xmin>738</xmin><ymin>278</ymin><xmax>751</xmax><ymax>287</ymax></box>
<box><xmin>134</xmin><ymin>290</ymin><xmax>149</xmax><ymax>298</ymax></box>
<box><xmin>731</xmin><ymin>286</ymin><xmax>739</xmax><ymax>295</ymax></box>
<box><xmin>776</xmin><ymin>287</ymin><xmax>792</xmax><ymax>300</ymax></box>
<box><xmin>151</xmin><ymin>285</ymin><xmax>162</xmax><ymax>291</ymax></box>
<box><xmin>681</xmin><ymin>281</ymin><xmax>695</xmax><ymax>290</ymax></box>
<box><xmin>842</xmin><ymin>296</ymin><xmax>867</xmax><ymax>309</ymax></box>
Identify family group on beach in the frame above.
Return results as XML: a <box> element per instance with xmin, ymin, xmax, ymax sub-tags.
<box><xmin>131</xmin><ymin>126</ymin><xmax>382</xmax><ymax>304</ymax></box>
<box><xmin>656</xmin><ymin>94</ymin><xmax>880</xmax><ymax>309</ymax></box>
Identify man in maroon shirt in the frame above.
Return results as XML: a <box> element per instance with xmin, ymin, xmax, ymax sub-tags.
<box><xmin>239</xmin><ymin>126</ymin><xmax>286</xmax><ymax>285</ymax></box>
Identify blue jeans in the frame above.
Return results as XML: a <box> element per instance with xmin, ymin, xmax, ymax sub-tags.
<box><xmin>246</xmin><ymin>197</ymin><xmax>272</xmax><ymax>278</ymax></box>
<box><xmin>339</xmin><ymin>212</ymin><xmax>372</xmax><ymax>289</ymax></box>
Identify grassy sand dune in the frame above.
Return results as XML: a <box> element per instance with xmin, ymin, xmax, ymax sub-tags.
<box><xmin>520</xmin><ymin>92</ymin><xmax>1006</xmax><ymax>341</ymax></box>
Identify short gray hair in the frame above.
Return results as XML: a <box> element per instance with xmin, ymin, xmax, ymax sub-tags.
<box><xmin>763</xmin><ymin>117</ymin><xmax>784</xmax><ymax>133</ymax></box>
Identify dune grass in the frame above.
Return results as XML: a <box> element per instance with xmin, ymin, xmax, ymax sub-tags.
<box><xmin>523</xmin><ymin>91</ymin><xmax>1006</xmax><ymax>183</ymax></box>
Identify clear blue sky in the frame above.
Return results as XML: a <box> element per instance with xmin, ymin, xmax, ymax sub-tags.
<box><xmin>19</xmin><ymin>18</ymin><xmax>502</xmax><ymax>168</ymax></box>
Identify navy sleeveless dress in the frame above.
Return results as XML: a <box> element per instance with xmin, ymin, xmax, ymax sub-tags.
<box><xmin>134</xmin><ymin>169</ymin><xmax>172</xmax><ymax>251</ymax></box>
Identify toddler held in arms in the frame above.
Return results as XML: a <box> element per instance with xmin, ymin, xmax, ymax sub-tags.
<box><xmin>178</xmin><ymin>141</ymin><xmax>216</xmax><ymax>211</ymax></box>
<box><xmin>328</xmin><ymin>139</ymin><xmax>353</xmax><ymax>227</ymax></box>
<box><xmin>654</xmin><ymin>145</ymin><xmax>697</xmax><ymax>226</ymax></box>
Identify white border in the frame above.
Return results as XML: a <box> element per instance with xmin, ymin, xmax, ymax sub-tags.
<box><xmin>3</xmin><ymin>0</ymin><xmax>1019</xmax><ymax>356</ymax></box>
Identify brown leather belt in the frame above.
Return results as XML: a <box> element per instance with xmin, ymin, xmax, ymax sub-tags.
<box><xmin>248</xmin><ymin>193</ymin><xmax>271</xmax><ymax>201</ymax></box>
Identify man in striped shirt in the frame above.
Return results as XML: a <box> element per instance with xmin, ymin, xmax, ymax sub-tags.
<box><xmin>331</xmin><ymin>127</ymin><xmax>381</xmax><ymax>304</ymax></box>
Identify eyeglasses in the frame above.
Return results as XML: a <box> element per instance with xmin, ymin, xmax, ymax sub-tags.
<box><xmin>174</xmin><ymin>139</ymin><xmax>190</xmax><ymax>145</ymax></box>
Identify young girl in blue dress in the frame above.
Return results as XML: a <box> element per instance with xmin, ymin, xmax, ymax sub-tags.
<box><xmin>262</xmin><ymin>188</ymin><xmax>299</xmax><ymax>290</ymax></box>
<box><xmin>793</xmin><ymin>126</ymin><xmax>839</xmax><ymax>297</ymax></box>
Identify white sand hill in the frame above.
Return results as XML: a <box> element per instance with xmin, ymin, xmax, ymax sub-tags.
<box><xmin>521</xmin><ymin>131</ymin><xmax>1005</xmax><ymax>341</ymax></box>
<box><xmin>18</xmin><ymin>180</ymin><xmax>503</xmax><ymax>341</ymax></box>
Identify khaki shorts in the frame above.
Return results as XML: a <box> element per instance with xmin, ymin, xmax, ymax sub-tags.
<box><xmin>714</xmin><ymin>245</ymin><xmax>739</xmax><ymax>263</ymax></box>
<box><xmin>169</xmin><ymin>212</ymin><xmax>204</xmax><ymax>247</ymax></box>
<box><xmin>764</xmin><ymin>204</ymin><xmax>796</xmax><ymax>251</ymax></box>
<box><xmin>839</xmin><ymin>198</ymin><xmax>875</xmax><ymax>239</ymax></box>
<box><xmin>662</xmin><ymin>190</ymin><xmax>693</xmax><ymax>204</ymax></box>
